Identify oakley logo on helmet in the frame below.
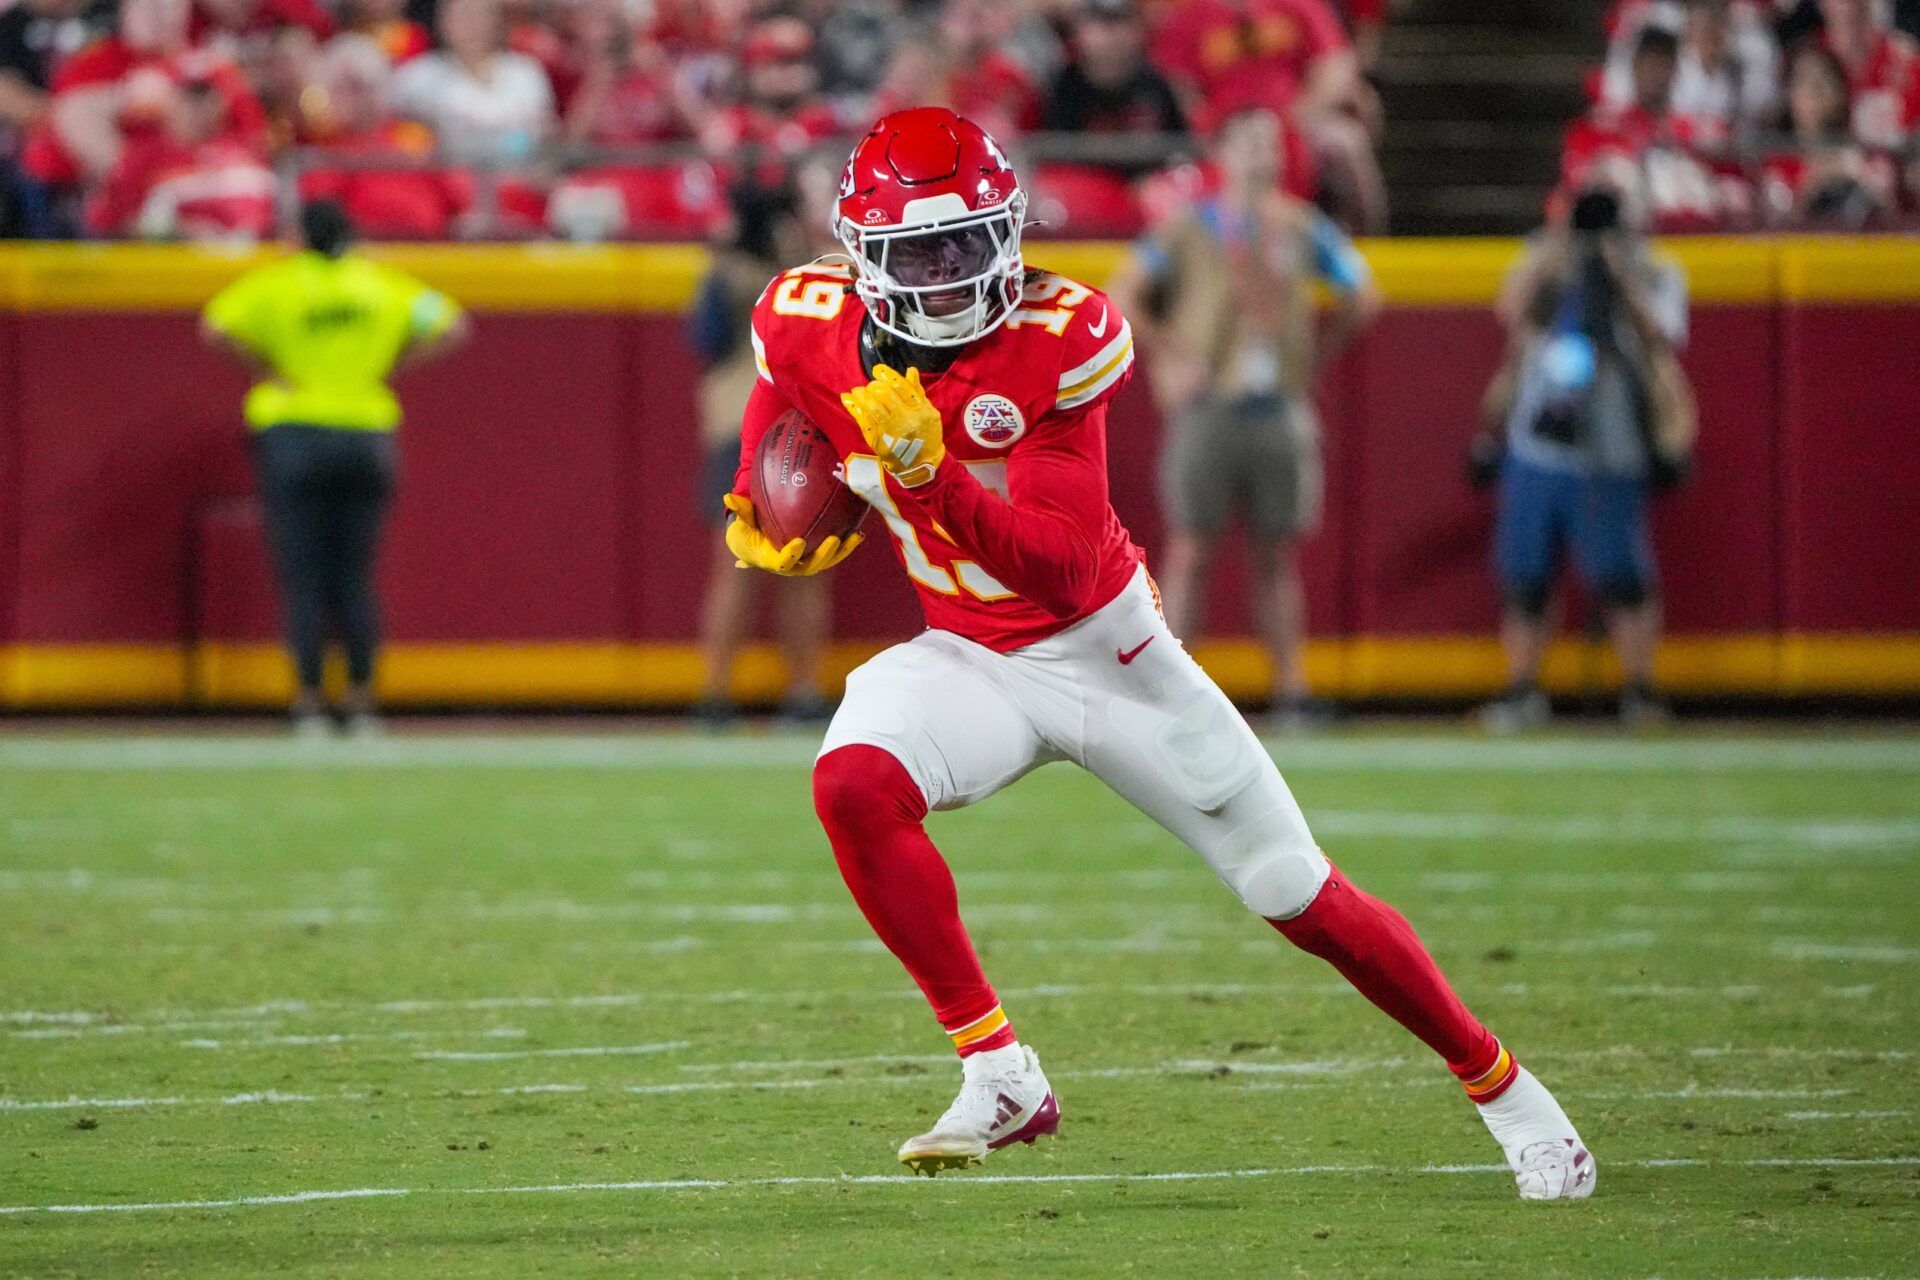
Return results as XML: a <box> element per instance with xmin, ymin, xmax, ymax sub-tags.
<box><xmin>864</xmin><ymin>208</ymin><xmax>887</xmax><ymax>224</ymax></box>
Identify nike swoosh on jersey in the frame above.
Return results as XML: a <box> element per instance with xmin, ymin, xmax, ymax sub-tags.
<box><xmin>1117</xmin><ymin>637</ymin><xmax>1153</xmax><ymax>665</ymax></box>
<box><xmin>1087</xmin><ymin>307</ymin><xmax>1109</xmax><ymax>338</ymax></box>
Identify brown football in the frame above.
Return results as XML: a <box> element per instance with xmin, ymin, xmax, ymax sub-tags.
<box><xmin>748</xmin><ymin>408</ymin><xmax>870</xmax><ymax>551</ymax></box>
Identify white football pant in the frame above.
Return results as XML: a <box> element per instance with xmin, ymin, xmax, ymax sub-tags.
<box><xmin>819</xmin><ymin>567</ymin><xmax>1331</xmax><ymax>920</ymax></box>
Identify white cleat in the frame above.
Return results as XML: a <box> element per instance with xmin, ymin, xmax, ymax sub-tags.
<box><xmin>897</xmin><ymin>1043</ymin><xmax>1060</xmax><ymax>1177</ymax></box>
<box><xmin>1477</xmin><ymin>1066</ymin><xmax>1597</xmax><ymax>1201</ymax></box>
<box><xmin>1512</xmin><ymin>1137</ymin><xmax>1598</xmax><ymax>1201</ymax></box>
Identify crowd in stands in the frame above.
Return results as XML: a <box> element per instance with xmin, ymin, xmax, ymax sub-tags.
<box><xmin>0</xmin><ymin>0</ymin><xmax>1390</xmax><ymax>241</ymax></box>
<box><xmin>4</xmin><ymin>0</ymin><xmax>1911</xmax><ymax>243</ymax></box>
<box><xmin>1563</xmin><ymin>0</ymin><xmax>1920</xmax><ymax>230</ymax></box>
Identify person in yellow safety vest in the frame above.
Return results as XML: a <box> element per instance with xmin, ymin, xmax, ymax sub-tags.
<box><xmin>201</xmin><ymin>199</ymin><xmax>469</xmax><ymax>737</ymax></box>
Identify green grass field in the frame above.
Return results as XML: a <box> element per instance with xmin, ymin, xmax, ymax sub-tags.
<box><xmin>1</xmin><ymin>729</ymin><xmax>1916</xmax><ymax>1278</ymax></box>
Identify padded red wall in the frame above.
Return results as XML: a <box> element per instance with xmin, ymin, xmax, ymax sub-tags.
<box><xmin>0</xmin><ymin>295</ymin><xmax>1913</xmax><ymax>682</ymax></box>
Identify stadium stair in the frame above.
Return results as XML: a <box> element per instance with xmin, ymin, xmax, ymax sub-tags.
<box><xmin>1375</xmin><ymin>0</ymin><xmax>1606</xmax><ymax>233</ymax></box>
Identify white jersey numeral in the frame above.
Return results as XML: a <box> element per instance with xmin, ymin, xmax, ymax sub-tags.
<box><xmin>843</xmin><ymin>455</ymin><xmax>1015</xmax><ymax>603</ymax></box>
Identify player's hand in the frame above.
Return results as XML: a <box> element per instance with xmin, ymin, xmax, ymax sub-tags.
<box><xmin>840</xmin><ymin>364</ymin><xmax>944</xmax><ymax>487</ymax></box>
<box><xmin>722</xmin><ymin>494</ymin><xmax>862</xmax><ymax>576</ymax></box>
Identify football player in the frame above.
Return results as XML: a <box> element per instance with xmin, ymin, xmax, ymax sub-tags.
<box><xmin>724</xmin><ymin>107</ymin><xmax>1595</xmax><ymax>1200</ymax></box>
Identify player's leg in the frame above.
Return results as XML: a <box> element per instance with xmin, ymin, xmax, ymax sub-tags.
<box><xmin>813</xmin><ymin>633</ymin><xmax>1061</xmax><ymax>1172</ymax></box>
<box><xmin>1056</xmin><ymin>571</ymin><xmax>1593</xmax><ymax>1198</ymax></box>
<box><xmin>1481</xmin><ymin>455</ymin><xmax>1563</xmax><ymax>732</ymax></box>
<box><xmin>253</xmin><ymin>427</ymin><xmax>331</xmax><ymax>731</ymax></box>
<box><xmin>1246</xmin><ymin>399</ymin><xmax>1323</xmax><ymax>725</ymax></box>
<box><xmin>695</xmin><ymin>443</ymin><xmax>754</xmax><ymax>727</ymax></box>
<box><xmin>325</xmin><ymin>433</ymin><xmax>396</xmax><ymax>731</ymax></box>
<box><xmin>774</xmin><ymin>575</ymin><xmax>831</xmax><ymax>722</ymax></box>
<box><xmin>1155</xmin><ymin>398</ymin><xmax>1232</xmax><ymax>640</ymax></box>
<box><xmin>1574</xmin><ymin>474</ymin><xmax>1666</xmax><ymax>725</ymax></box>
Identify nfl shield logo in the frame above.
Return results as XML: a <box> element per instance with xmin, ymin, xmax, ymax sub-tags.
<box><xmin>963</xmin><ymin>394</ymin><xmax>1026</xmax><ymax>448</ymax></box>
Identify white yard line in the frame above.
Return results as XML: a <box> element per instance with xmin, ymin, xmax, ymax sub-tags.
<box><xmin>1784</xmin><ymin>1110</ymin><xmax>1911</xmax><ymax>1121</ymax></box>
<box><xmin>3</xmin><ymin>1156</ymin><xmax>1916</xmax><ymax>1216</ymax></box>
<box><xmin>4</xmin><ymin>980</ymin><xmax>1891</xmax><ymax>1040</ymax></box>
<box><xmin>2</xmin><ymin>1045</ymin><xmax>1897</xmax><ymax>1113</ymax></box>
<box><xmin>183</xmin><ymin>1029</ymin><xmax>527</xmax><ymax>1050</ymax></box>
<box><xmin>414</xmin><ymin>1041</ymin><xmax>691</xmax><ymax>1062</ymax></box>
<box><xmin>3</xmin><ymin>734</ymin><xmax>1919</xmax><ymax>775</ymax></box>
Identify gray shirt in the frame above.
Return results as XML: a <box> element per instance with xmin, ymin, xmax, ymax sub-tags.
<box><xmin>1506</xmin><ymin>237</ymin><xmax>1687</xmax><ymax>479</ymax></box>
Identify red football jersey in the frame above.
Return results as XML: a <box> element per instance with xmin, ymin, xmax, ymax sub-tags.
<box><xmin>739</xmin><ymin>263</ymin><xmax>1142</xmax><ymax>653</ymax></box>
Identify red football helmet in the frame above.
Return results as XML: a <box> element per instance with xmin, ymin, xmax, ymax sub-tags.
<box><xmin>834</xmin><ymin>107</ymin><xmax>1028</xmax><ymax>348</ymax></box>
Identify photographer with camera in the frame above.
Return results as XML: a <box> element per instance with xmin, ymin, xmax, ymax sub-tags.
<box><xmin>1469</xmin><ymin>180</ymin><xmax>1696</xmax><ymax>732</ymax></box>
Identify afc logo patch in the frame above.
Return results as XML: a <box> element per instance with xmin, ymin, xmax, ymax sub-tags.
<box><xmin>963</xmin><ymin>394</ymin><xmax>1026</xmax><ymax>449</ymax></box>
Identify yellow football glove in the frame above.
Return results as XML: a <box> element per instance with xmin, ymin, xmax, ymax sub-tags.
<box><xmin>839</xmin><ymin>364</ymin><xmax>945</xmax><ymax>488</ymax></box>
<box><xmin>722</xmin><ymin>494</ymin><xmax>862</xmax><ymax>576</ymax></box>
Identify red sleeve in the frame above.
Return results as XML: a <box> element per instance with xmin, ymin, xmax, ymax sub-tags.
<box><xmin>732</xmin><ymin>374</ymin><xmax>792</xmax><ymax>502</ymax></box>
<box><xmin>900</xmin><ymin>404</ymin><xmax>1108</xmax><ymax>619</ymax></box>
<box><xmin>1295</xmin><ymin>0</ymin><xmax>1351</xmax><ymax>55</ymax></box>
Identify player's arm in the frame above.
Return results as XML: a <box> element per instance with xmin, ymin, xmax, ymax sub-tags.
<box><xmin>908</xmin><ymin>405</ymin><xmax>1109</xmax><ymax>618</ymax></box>
<box><xmin>841</xmin><ymin>365</ymin><xmax>1105</xmax><ymax>618</ymax></box>
<box><xmin>199</xmin><ymin>274</ymin><xmax>275</xmax><ymax>380</ymax></box>
<box><xmin>725</xmin><ymin>361</ymin><xmax>859</xmax><ymax>577</ymax></box>
<box><xmin>1309</xmin><ymin>210</ymin><xmax>1379</xmax><ymax>379</ymax></box>
<box><xmin>393</xmin><ymin>283</ymin><xmax>470</xmax><ymax>374</ymax></box>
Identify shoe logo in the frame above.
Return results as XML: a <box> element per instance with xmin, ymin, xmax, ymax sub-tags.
<box><xmin>993</xmin><ymin>1092</ymin><xmax>1023</xmax><ymax>1128</ymax></box>
<box><xmin>1117</xmin><ymin>637</ymin><xmax>1153</xmax><ymax>665</ymax></box>
<box><xmin>1087</xmin><ymin>307</ymin><xmax>1109</xmax><ymax>338</ymax></box>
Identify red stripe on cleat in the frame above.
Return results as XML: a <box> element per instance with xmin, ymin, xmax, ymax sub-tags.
<box><xmin>988</xmin><ymin>1092</ymin><xmax>1060</xmax><ymax>1150</ymax></box>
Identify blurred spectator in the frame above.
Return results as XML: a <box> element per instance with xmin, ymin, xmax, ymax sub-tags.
<box><xmin>298</xmin><ymin>35</ymin><xmax>470</xmax><ymax>239</ymax></box>
<box><xmin>191</xmin><ymin>0</ymin><xmax>335</xmax><ymax>55</ymax></box>
<box><xmin>1149</xmin><ymin>0</ymin><xmax>1386</xmax><ymax>229</ymax></box>
<box><xmin>201</xmin><ymin>200</ymin><xmax>469</xmax><ymax>736</ymax></box>
<box><xmin>693</xmin><ymin>167</ymin><xmax>834</xmax><ymax>727</ymax></box>
<box><xmin>1603</xmin><ymin>0</ymin><xmax>1781</xmax><ymax>133</ymax></box>
<box><xmin>390</xmin><ymin>0</ymin><xmax>555</xmax><ymax>163</ymax></box>
<box><xmin>1041</xmin><ymin>0</ymin><xmax>1187</xmax><ymax>139</ymax></box>
<box><xmin>1564</xmin><ymin>26</ymin><xmax>1755</xmax><ymax>229</ymax></box>
<box><xmin>872</xmin><ymin>0</ymin><xmax>1040</xmax><ymax>139</ymax></box>
<box><xmin>1107</xmin><ymin>107</ymin><xmax>1378</xmax><ymax>731</ymax></box>
<box><xmin>85</xmin><ymin>51</ymin><xmax>273</xmax><ymax>238</ymax></box>
<box><xmin>35</xmin><ymin>0</ymin><xmax>264</xmax><ymax>187</ymax></box>
<box><xmin>1471</xmin><ymin>186</ymin><xmax>1694</xmax><ymax>733</ymax></box>
<box><xmin>1341</xmin><ymin>0</ymin><xmax>1391</xmax><ymax>70</ymax></box>
<box><xmin>1817</xmin><ymin>0</ymin><xmax>1920</xmax><ymax>149</ymax></box>
<box><xmin>564</xmin><ymin>5</ymin><xmax>691</xmax><ymax>146</ymax></box>
<box><xmin>340</xmin><ymin>0</ymin><xmax>432</xmax><ymax>66</ymax></box>
<box><xmin>804</xmin><ymin>0</ymin><xmax>904</xmax><ymax>105</ymax></box>
<box><xmin>696</xmin><ymin>17</ymin><xmax>838</xmax><ymax>161</ymax></box>
<box><xmin>1760</xmin><ymin>41</ymin><xmax>1898</xmax><ymax>223</ymax></box>
<box><xmin>0</xmin><ymin>0</ymin><xmax>96</xmax><ymax>235</ymax></box>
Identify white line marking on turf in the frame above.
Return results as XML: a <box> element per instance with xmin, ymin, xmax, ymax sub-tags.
<box><xmin>414</xmin><ymin>1041</ymin><xmax>692</xmax><ymax>1062</ymax></box>
<box><xmin>1784</xmin><ymin>1110</ymin><xmax>1910</xmax><ymax>1121</ymax></box>
<box><xmin>184</xmin><ymin>1029</ymin><xmax>528</xmax><ymax>1050</ymax></box>
<box><xmin>2</xmin><ymin>980</ymin><xmax>1891</xmax><ymax>1040</ymax></box>
<box><xmin>1772</xmin><ymin>941</ymin><xmax>1920</xmax><ymax>964</ymax></box>
<box><xmin>2</xmin><ymin>1157</ymin><xmax>1915</xmax><ymax>1216</ymax></box>
<box><xmin>4</xmin><ymin>733</ymin><xmax>1918</xmax><ymax>774</ymax></box>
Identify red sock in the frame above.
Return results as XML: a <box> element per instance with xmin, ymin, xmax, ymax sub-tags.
<box><xmin>813</xmin><ymin>745</ymin><xmax>1016</xmax><ymax>1057</ymax></box>
<box><xmin>1271</xmin><ymin>862</ymin><xmax>1515</xmax><ymax>1101</ymax></box>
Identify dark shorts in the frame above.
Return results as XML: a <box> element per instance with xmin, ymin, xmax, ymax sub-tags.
<box><xmin>1495</xmin><ymin>454</ymin><xmax>1655</xmax><ymax>601</ymax></box>
<box><xmin>1161</xmin><ymin>394</ymin><xmax>1322</xmax><ymax>540</ymax></box>
<box><xmin>700</xmin><ymin>441</ymin><xmax>741</xmax><ymax>526</ymax></box>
